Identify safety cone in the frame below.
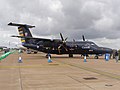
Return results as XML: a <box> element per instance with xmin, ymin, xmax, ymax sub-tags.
<box><xmin>48</xmin><ymin>56</ymin><xmax>52</xmax><ymax>63</ymax></box>
<box><xmin>84</xmin><ymin>55</ymin><xmax>87</xmax><ymax>62</ymax></box>
<box><xmin>18</xmin><ymin>56</ymin><xmax>22</xmax><ymax>63</ymax></box>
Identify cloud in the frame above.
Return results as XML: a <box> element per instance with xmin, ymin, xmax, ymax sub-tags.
<box><xmin>0</xmin><ymin>0</ymin><xmax>120</xmax><ymax>49</ymax></box>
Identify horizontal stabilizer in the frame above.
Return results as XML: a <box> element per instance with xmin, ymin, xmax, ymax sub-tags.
<box><xmin>11</xmin><ymin>35</ymin><xmax>25</xmax><ymax>38</ymax></box>
<box><xmin>11</xmin><ymin>35</ymin><xmax>52</xmax><ymax>41</ymax></box>
<box><xmin>8</xmin><ymin>22</ymin><xmax>35</xmax><ymax>28</ymax></box>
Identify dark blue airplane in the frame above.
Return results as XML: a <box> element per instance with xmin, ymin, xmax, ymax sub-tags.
<box><xmin>8</xmin><ymin>22</ymin><xmax>113</xmax><ymax>59</ymax></box>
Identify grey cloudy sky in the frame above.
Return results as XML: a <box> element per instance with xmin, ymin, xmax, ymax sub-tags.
<box><xmin>0</xmin><ymin>0</ymin><xmax>120</xmax><ymax>49</ymax></box>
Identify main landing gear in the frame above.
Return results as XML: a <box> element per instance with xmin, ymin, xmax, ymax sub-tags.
<box><xmin>69</xmin><ymin>54</ymin><xmax>73</xmax><ymax>57</ymax></box>
<box><xmin>94</xmin><ymin>55</ymin><xmax>99</xmax><ymax>59</ymax></box>
<box><xmin>26</xmin><ymin>49</ymin><xmax>31</xmax><ymax>54</ymax></box>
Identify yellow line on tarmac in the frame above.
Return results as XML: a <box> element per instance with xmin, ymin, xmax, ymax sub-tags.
<box><xmin>58</xmin><ymin>61</ymin><xmax>120</xmax><ymax>80</ymax></box>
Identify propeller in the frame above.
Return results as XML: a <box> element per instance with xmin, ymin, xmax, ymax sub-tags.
<box><xmin>58</xmin><ymin>33</ymin><xmax>68</xmax><ymax>53</ymax></box>
<box><xmin>72</xmin><ymin>39</ymin><xmax>78</xmax><ymax>48</ymax></box>
<box><xmin>82</xmin><ymin>35</ymin><xmax>85</xmax><ymax>41</ymax></box>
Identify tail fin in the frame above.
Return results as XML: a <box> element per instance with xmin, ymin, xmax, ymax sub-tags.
<box><xmin>8</xmin><ymin>22</ymin><xmax>35</xmax><ymax>44</ymax></box>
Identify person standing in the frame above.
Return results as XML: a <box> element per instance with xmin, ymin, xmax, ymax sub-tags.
<box><xmin>115</xmin><ymin>51</ymin><xmax>119</xmax><ymax>62</ymax></box>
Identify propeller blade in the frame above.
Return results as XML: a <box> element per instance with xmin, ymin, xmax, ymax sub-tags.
<box><xmin>73</xmin><ymin>39</ymin><xmax>78</xmax><ymax>47</ymax></box>
<box><xmin>82</xmin><ymin>35</ymin><xmax>85</xmax><ymax>41</ymax></box>
<box><xmin>58</xmin><ymin>45</ymin><xmax>62</xmax><ymax>54</ymax></box>
<box><xmin>58</xmin><ymin>44</ymin><xmax>62</xmax><ymax>49</ymax></box>
<box><xmin>65</xmin><ymin>37</ymin><xmax>68</xmax><ymax>41</ymax></box>
<box><xmin>63</xmin><ymin>45</ymin><xmax>68</xmax><ymax>51</ymax></box>
<box><xmin>60</xmin><ymin>33</ymin><xmax>64</xmax><ymax>41</ymax></box>
<box><xmin>73</xmin><ymin>39</ymin><xmax>75</xmax><ymax>42</ymax></box>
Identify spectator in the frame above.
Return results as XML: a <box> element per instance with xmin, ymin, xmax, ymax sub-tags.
<box><xmin>115</xmin><ymin>51</ymin><xmax>119</xmax><ymax>62</ymax></box>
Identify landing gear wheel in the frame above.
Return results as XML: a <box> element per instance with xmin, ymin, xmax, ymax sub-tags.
<box><xmin>94</xmin><ymin>55</ymin><xmax>99</xmax><ymax>59</ymax></box>
<box><xmin>34</xmin><ymin>52</ymin><xmax>37</xmax><ymax>54</ymax></box>
<box><xmin>26</xmin><ymin>50</ymin><xmax>31</xmax><ymax>54</ymax></box>
<box><xmin>69</xmin><ymin>54</ymin><xmax>73</xmax><ymax>57</ymax></box>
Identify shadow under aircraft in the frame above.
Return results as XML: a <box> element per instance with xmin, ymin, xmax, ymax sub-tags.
<box><xmin>8</xmin><ymin>22</ymin><xmax>113</xmax><ymax>59</ymax></box>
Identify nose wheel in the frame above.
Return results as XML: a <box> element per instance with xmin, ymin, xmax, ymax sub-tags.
<box><xmin>94</xmin><ymin>55</ymin><xmax>99</xmax><ymax>59</ymax></box>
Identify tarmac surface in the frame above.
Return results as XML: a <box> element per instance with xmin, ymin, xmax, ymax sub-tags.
<box><xmin>0</xmin><ymin>52</ymin><xmax>120</xmax><ymax>90</ymax></box>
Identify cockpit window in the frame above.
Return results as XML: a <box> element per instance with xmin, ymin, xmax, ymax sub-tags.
<box><xmin>90</xmin><ymin>42</ymin><xmax>98</xmax><ymax>47</ymax></box>
<box><xmin>91</xmin><ymin>43</ymin><xmax>95</xmax><ymax>46</ymax></box>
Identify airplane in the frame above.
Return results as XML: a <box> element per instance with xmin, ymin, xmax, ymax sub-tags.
<box><xmin>8</xmin><ymin>22</ymin><xmax>113</xmax><ymax>59</ymax></box>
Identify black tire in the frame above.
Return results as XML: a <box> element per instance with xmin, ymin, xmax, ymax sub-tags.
<box><xmin>26</xmin><ymin>50</ymin><xmax>31</xmax><ymax>54</ymax></box>
<box><xmin>69</xmin><ymin>54</ymin><xmax>73</xmax><ymax>57</ymax></box>
<box><xmin>94</xmin><ymin>56</ymin><xmax>99</xmax><ymax>59</ymax></box>
<box><xmin>34</xmin><ymin>52</ymin><xmax>37</xmax><ymax>54</ymax></box>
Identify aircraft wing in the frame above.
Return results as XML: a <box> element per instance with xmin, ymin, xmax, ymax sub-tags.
<box><xmin>11</xmin><ymin>35</ymin><xmax>52</xmax><ymax>42</ymax></box>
